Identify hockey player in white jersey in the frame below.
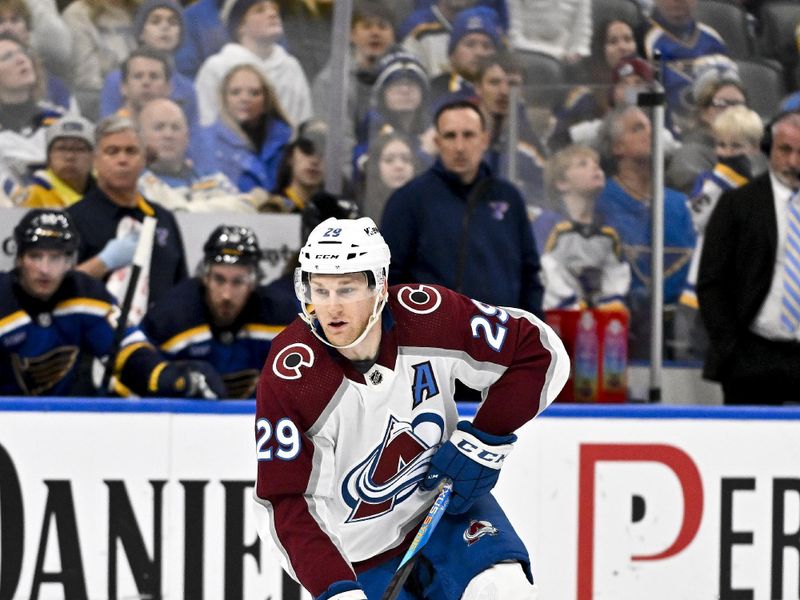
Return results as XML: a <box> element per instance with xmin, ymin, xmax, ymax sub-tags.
<box><xmin>253</xmin><ymin>217</ymin><xmax>569</xmax><ymax>599</ymax></box>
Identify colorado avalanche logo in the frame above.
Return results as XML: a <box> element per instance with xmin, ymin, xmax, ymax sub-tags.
<box><xmin>341</xmin><ymin>412</ymin><xmax>444</xmax><ymax>522</ymax></box>
<box><xmin>397</xmin><ymin>285</ymin><xmax>442</xmax><ymax>314</ymax></box>
<box><xmin>272</xmin><ymin>343</ymin><xmax>314</xmax><ymax>380</ymax></box>
<box><xmin>463</xmin><ymin>520</ymin><xmax>499</xmax><ymax>546</ymax></box>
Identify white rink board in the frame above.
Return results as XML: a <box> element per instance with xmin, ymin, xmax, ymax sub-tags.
<box><xmin>0</xmin><ymin>401</ymin><xmax>798</xmax><ymax>600</ymax></box>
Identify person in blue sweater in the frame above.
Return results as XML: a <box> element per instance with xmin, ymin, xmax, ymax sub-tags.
<box><xmin>381</xmin><ymin>98</ymin><xmax>543</xmax><ymax>316</ymax></box>
<box><xmin>595</xmin><ymin>105</ymin><xmax>695</xmax><ymax>358</ymax></box>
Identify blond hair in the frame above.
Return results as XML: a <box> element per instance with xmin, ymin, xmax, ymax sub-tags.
<box><xmin>711</xmin><ymin>105</ymin><xmax>763</xmax><ymax>147</ymax></box>
<box><xmin>544</xmin><ymin>144</ymin><xmax>600</xmax><ymax>203</ymax></box>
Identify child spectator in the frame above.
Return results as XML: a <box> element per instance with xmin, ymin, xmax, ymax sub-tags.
<box><xmin>197</xmin><ymin>63</ymin><xmax>292</xmax><ymax>193</ymax></box>
<box><xmin>361</xmin><ymin>130</ymin><xmax>419</xmax><ymax>222</ymax></box>
<box><xmin>195</xmin><ymin>0</ymin><xmax>312</xmax><ymax>127</ymax></box>
<box><xmin>62</xmin><ymin>0</ymin><xmax>140</xmax><ymax>120</ymax></box>
<box><xmin>353</xmin><ymin>49</ymin><xmax>431</xmax><ymax>177</ymax></box>
<box><xmin>676</xmin><ymin>104</ymin><xmax>763</xmax><ymax>358</ymax></box>
<box><xmin>540</xmin><ymin>144</ymin><xmax>631</xmax><ymax>310</ymax></box>
<box><xmin>666</xmin><ymin>60</ymin><xmax>749</xmax><ymax>192</ymax></box>
<box><xmin>100</xmin><ymin>0</ymin><xmax>200</xmax><ymax>130</ymax></box>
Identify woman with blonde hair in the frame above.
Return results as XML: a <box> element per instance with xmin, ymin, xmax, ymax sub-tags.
<box><xmin>197</xmin><ymin>63</ymin><xmax>292</xmax><ymax>192</ymax></box>
<box><xmin>62</xmin><ymin>0</ymin><xmax>141</xmax><ymax>120</ymax></box>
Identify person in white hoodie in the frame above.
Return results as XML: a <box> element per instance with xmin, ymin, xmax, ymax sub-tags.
<box><xmin>194</xmin><ymin>0</ymin><xmax>312</xmax><ymax>128</ymax></box>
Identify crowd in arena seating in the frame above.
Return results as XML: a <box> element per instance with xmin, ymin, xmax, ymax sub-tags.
<box><xmin>2</xmin><ymin>0</ymin><xmax>800</xmax><ymax>401</ymax></box>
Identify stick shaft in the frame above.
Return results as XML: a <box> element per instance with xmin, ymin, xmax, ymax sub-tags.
<box><xmin>380</xmin><ymin>480</ymin><xmax>453</xmax><ymax>600</ymax></box>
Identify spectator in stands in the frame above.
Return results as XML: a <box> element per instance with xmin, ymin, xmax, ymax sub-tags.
<box><xmin>68</xmin><ymin>115</ymin><xmax>188</xmax><ymax>308</ymax></box>
<box><xmin>539</xmin><ymin>144</ymin><xmax>630</xmax><ymax>311</ymax></box>
<box><xmin>676</xmin><ymin>104</ymin><xmax>762</xmax><ymax>360</ymax></box>
<box><xmin>354</xmin><ymin>49</ymin><xmax>431</xmax><ymax>178</ymax></box>
<box><xmin>550</xmin><ymin>18</ymin><xmax>637</xmax><ymax>150</ymax></box>
<box><xmin>554</xmin><ymin>55</ymin><xmax>680</xmax><ymax>155</ymax></box>
<box><xmin>198</xmin><ymin>63</ymin><xmax>293</xmax><ymax>193</ymax></box>
<box><xmin>361</xmin><ymin>130</ymin><xmax>420</xmax><ymax>222</ymax></box>
<box><xmin>2</xmin><ymin>0</ymin><xmax>72</xmax><ymax>81</ymax></box>
<box><xmin>312</xmin><ymin>0</ymin><xmax>396</xmax><ymax>169</ymax></box>
<box><xmin>595</xmin><ymin>104</ymin><xmax>695</xmax><ymax>358</ymax></box>
<box><xmin>23</xmin><ymin>116</ymin><xmax>96</xmax><ymax>209</ymax></box>
<box><xmin>173</xmin><ymin>0</ymin><xmax>228</xmax><ymax>79</ymax></box>
<box><xmin>115</xmin><ymin>48</ymin><xmax>172</xmax><ymax>122</ymax></box>
<box><xmin>101</xmin><ymin>0</ymin><xmax>200</xmax><ymax>131</ymax></box>
<box><xmin>639</xmin><ymin>0</ymin><xmax>728</xmax><ymax>124</ymax></box>
<box><xmin>62</xmin><ymin>0</ymin><xmax>140</xmax><ymax>120</ymax></box>
<box><xmin>666</xmin><ymin>61</ymin><xmax>752</xmax><ymax>193</ymax></box>
<box><xmin>195</xmin><ymin>0</ymin><xmax>313</xmax><ymax>127</ymax></box>
<box><xmin>400</xmin><ymin>0</ymin><xmax>480</xmax><ymax>78</ymax></box>
<box><xmin>381</xmin><ymin>98</ymin><xmax>543</xmax><ymax>315</ymax></box>
<box><xmin>268</xmin><ymin>119</ymin><xmax>326</xmax><ymax>213</ymax></box>
<box><xmin>428</xmin><ymin>5</ymin><xmax>501</xmax><ymax>105</ymax></box>
<box><xmin>137</xmin><ymin>98</ymin><xmax>273</xmax><ymax>213</ymax></box>
<box><xmin>473</xmin><ymin>52</ymin><xmax>548</xmax><ymax>208</ymax></box>
<box><xmin>411</xmin><ymin>0</ymin><xmax>509</xmax><ymax>30</ymax></box>
<box><xmin>0</xmin><ymin>34</ymin><xmax>64</xmax><ymax>203</ymax></box>
<box><xmin>507</xmin><ymin>0</ymin><xmax>590</xmax><ymax>66</ymax></box>
<box><xmin>0</xmin><ymin>208</ymin><xmax>225</xmax><ymax>398</ymax></box>
<box><xmin>697</xmin><ymin>111</ymin><xmax>800</xmax><ymax>404</ymax></box>
<box><xmin>0</xmin><ymin>0</ymin><xmax>77</xmax><ymax>112</ymax></box>
<box><xmin>141</xmin><ymin>225</ymin><xmax>297</xmax><ymax>399</ymax></box>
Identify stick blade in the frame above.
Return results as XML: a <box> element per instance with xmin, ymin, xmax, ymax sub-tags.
<box><xmin>379</xmin><ymin>556</ymin><xmax>417</xmax><ymax>600</ymax></box>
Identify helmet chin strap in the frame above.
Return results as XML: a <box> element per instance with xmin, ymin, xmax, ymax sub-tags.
<box><xmin>300</xmin><ymin>290</ymin><xmax>388</xmax><ymax>350</ymax></box>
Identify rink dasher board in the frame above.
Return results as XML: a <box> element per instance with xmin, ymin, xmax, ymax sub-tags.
<box><xmin>0</xmin><ymin>400</ymin><xmax>798</xmax><ymax>600</ymax></box>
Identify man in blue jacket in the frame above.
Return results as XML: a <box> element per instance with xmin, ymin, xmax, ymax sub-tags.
<box><xmin>381</xmin><ymin>98</ymin><xmax>543</xmax><ymax>316</ymax></box>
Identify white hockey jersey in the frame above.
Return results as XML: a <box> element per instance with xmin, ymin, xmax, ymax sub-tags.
<box><xmin>253</xmin><ymin>284</ymin><xmax>569</xmax><ymax>597</ymax></box>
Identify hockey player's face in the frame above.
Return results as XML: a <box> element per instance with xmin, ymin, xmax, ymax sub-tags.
<box><xmin>435</xmin><ymin>107</ymin><xmax>489</xmax><ymax>184</ymax></box>
<box><xmin>308</xmin><ymin>273</ymin><xmax>376</xmax><ymax>346</ymax></box>
<box><xmin>17</xmin><ymin>249</ymin><xmax>71</xmax><ymax>301</ymax></box>
<box><xmin>204</xmin><ymin>264</ymin><xmax>256</xmax><ymax>327</ymax></box>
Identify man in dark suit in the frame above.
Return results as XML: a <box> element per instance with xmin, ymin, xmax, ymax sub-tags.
<box><xmin>698</xmin><ymin>111</ymin><xmax>800</xmax><ymax>404</ymax></box>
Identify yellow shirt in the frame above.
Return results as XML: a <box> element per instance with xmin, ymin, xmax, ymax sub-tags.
<box><xmin>23</xmin><ymin>169</ymin><xmax>84</xmax><ymax>209</ymax></box>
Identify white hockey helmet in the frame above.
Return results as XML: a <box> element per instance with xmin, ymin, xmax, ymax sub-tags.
<box><xmin>295</xmin><ymin>217</ymin><xmax>391</xmax><ymax>348</ymax></box>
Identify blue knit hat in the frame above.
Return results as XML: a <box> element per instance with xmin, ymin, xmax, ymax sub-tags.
<box><xmin>447</xmin><ymin>6</ymin><xmax>502</xmax><ymax>56</ymax></box>
<box><xmin>373</xmin><ymin>48</ymin><xmax>429</xmax><ymax>93</ymax></box>
<box><xmin>133</xmin><ymin>0</ymin><xmax>184</xmax><ymax>47</ymax></box>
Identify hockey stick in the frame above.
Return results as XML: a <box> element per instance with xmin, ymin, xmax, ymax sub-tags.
<box><xmin>100</xmin><ymin>216</ymin><xmax>157</xmax><ymax>393</ymax></box>
<box><xmin>380</xmin><ymin>479</ymin><xmax>453</xmax><ymax>600</ymax></box>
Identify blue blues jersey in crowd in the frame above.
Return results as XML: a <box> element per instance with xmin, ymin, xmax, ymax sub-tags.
<box><xmin>0</xmin><ymin>270</ymin><xmax>163</xmax><ymax>396</ymax></box>
<box><xmin>641</xmin><ymin>12</ymin><xmax>728</xmax><ymax>120</ymax></box>
<box><xmin>141</xmin><ymin>278</ymin><xmax>298</xmax><ymax>398</ymax></box>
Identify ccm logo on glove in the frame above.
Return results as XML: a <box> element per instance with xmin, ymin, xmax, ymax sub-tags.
<box><xmin>450</xmin><ymin>430</ymin><xmax>513</xmax><ymax>469</ymax></box>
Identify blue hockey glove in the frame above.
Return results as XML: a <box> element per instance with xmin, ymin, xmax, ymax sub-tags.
<box><xmin>98</xmin><ymin>231</ymin><xmax>139</xmax><ymax>271</ymax></box>
<box><xmin>420</xmin><ymin>420</ymin><xmax>516</xmax><ymax>514</ymax></box>
<box><xmin>157</xmin><ymin>360</ymin><xmax>227</xmax><ymax>399</ymax></box>
<box><xmin>315</xmin><ymin>580</ymin><xmax>367</xmax><ymax>600</ymax></box>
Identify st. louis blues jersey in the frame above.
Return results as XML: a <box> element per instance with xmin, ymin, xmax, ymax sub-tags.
<box><xmin>253</xmin><ymin>284</ymin><xmax>569</xmax><ymax>597</ymax></box>
<box><xmin>141</xmin><ymin>278</ymin><xmax>297</xmax><ymax>398</ymax></box>
<box><xmin>0</xmin><ymin>270</ymin><xmax>163</xmax><ymax>396</ymax></box>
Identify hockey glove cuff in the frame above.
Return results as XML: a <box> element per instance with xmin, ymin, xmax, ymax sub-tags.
<box><xmin>315</xmin><ymin>580</ymin><xmax>367</xmax><ymax>600</ymax></box>
<box><xmin>420</xmin><ymin>420</ymin><xmax>516</xmax><ymax>514</ymax></box>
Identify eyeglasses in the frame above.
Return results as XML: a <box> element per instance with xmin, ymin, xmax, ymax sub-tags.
<box><xmin>708</xmin><ymin>98</ymin><xmax>746</xmax><ymax>109</ymax></box>
<box><xmin>51</xmin><ymin>144</ymin><xmax>92</xmax><ymax>155</ymax></box>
